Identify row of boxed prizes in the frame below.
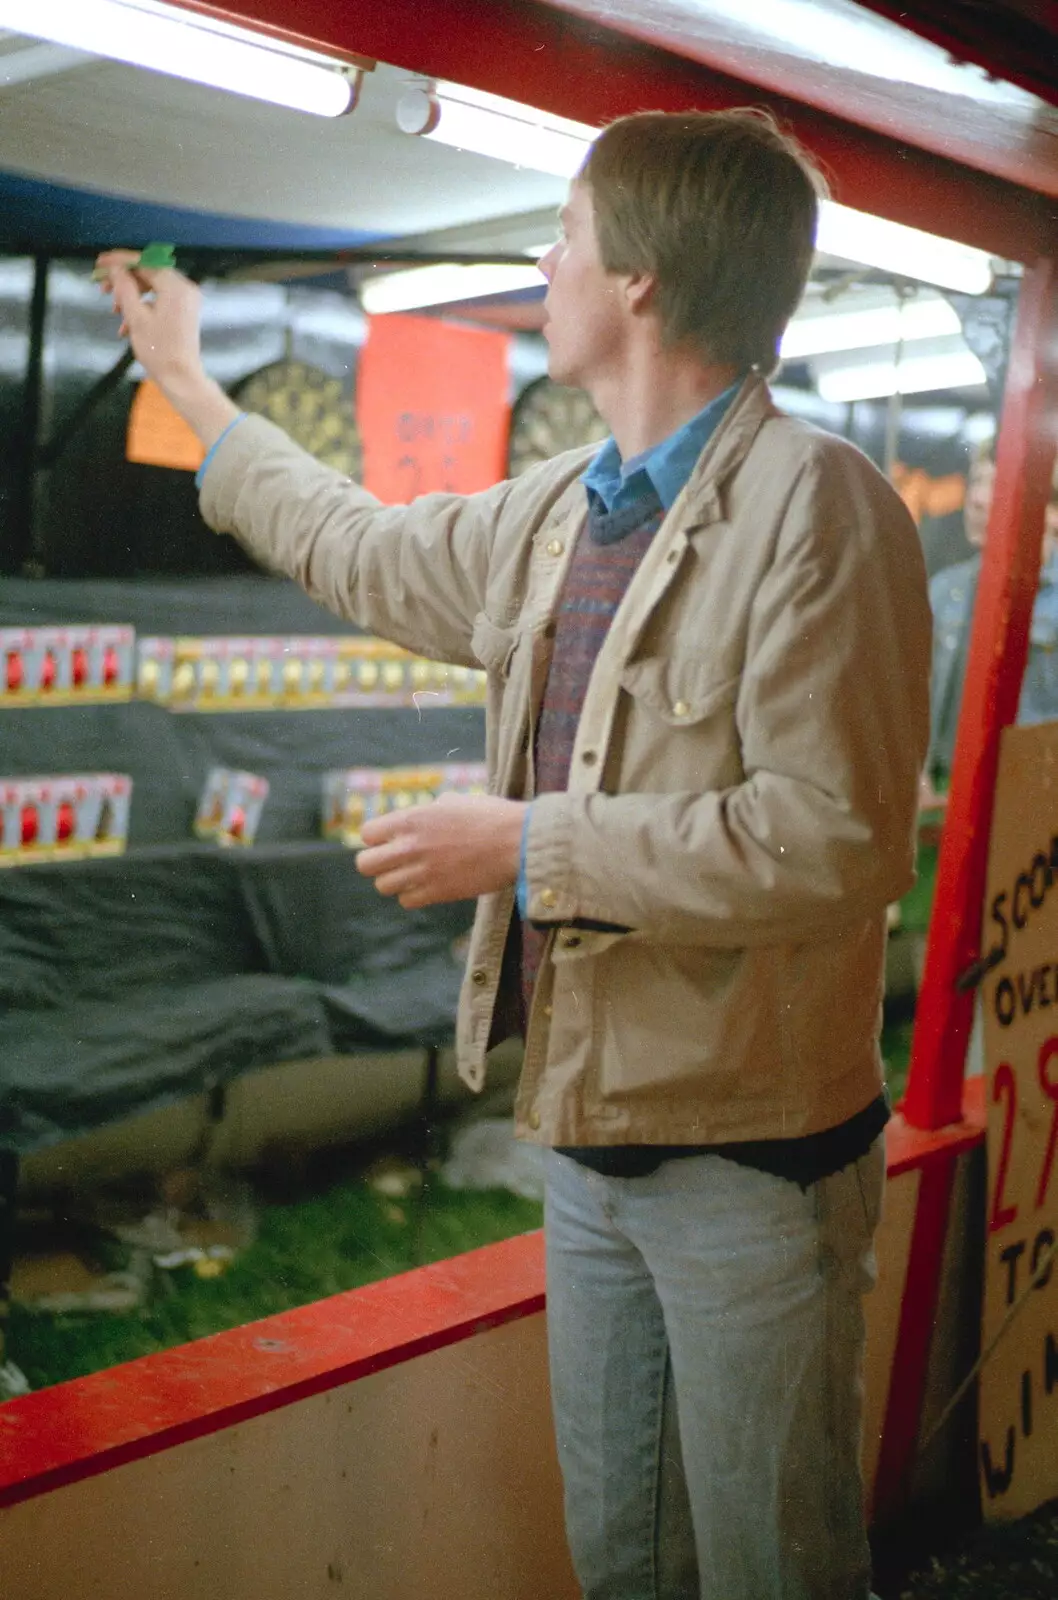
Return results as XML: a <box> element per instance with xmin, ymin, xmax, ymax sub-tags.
<box><xmin>0</xmin><ymin>776</ymin><xmax>131</xmax><ymax>864</ymax></box>
<box><xmin>1</xmin><ymin>627</ymin><xmax>486</xmax><ymax>710</ymax></box>
<box><xmin>0</xmin><ymin>764</ymin><xmax>489</xmax><ymax>862</ymax></box>
<box><xmin>1</xmin><ymin>627</ymin><xmax>134</xmax><ymax>703</ymax></box>
<box><xmin>200</xmin><ymin>762</ymin><xmax>490</xmax><ymax>847</ymax></box>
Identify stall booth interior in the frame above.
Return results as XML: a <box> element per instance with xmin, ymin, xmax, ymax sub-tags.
<box><xmin>0</xmin><ymin>1</ymin><xmax>1058</xmax><ymax>1592</ymax></box>
<box><xmin>0</xmin><ymin>197</ymin><xmax>1012</xmax><ymax>1385</ymax></box>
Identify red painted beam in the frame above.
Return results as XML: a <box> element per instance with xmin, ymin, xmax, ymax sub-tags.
<box><xmin>872</xmin><ymin>1076</ymin><xmax>985</xmax><ymax>1517</ymax></box>
<box><xmin>872</xmin><ymin>1144</ymin><xmax>962</xmax><ymax>1519</ymax></box>
<box><xmin>852</xmin><ymin>1</ymin><xmax>1058</xmax><ymax>110</ymax></box>
<box><xmin>885</xmin><ymin>1074</ymin><xmax>986</xmax><ymax>1179</ymax></box>
<box><xmin>176</xmin><ymin>0</ymin><xmax>1057</xmax><ymax>261</ymax></box>
<box><xmin>904</xmin><ymin>258</ymin><xmax>1058</xmax><ymax>1131</ymax></box>
<box><xmin>0</xmin><ymin>1231</ymin><xmax>546</xmax><ymax>1511</ymax></box>
<box><xmin>542</xmin><ymin>0</ymin><xmax>1058</xmax><ymax>207</ymax></box>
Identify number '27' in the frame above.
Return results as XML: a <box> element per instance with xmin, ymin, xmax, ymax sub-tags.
<box><xmin>990</xmin><ymin>1036</ymin><xmax>1058</xmax><ymax>1233</ymax></box>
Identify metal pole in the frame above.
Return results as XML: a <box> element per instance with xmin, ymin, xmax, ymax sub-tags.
<box><xmin>0</xmin><ymin>1151</ymin><xmax>21</xmax><ymax>1388</ymax></box>
<box><xmin>6</xmin><ymin>255</ymin><xmax>49</xmax><ymax>577</ymax></box>
<box><xmin>412</xmin><ymin>1045</ymin><xmax>442</xmax><ymax>1265</ymax></box>
<box><xmin>904</xmin><ymin>258</ymin><xmax>1058</xmax><ymax>1129</ymax></box>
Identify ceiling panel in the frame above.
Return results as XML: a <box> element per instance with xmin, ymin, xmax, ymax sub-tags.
<box><xmin>0</xmin><ymin>48</ymin><xmax>567</xmax><ymax>238</ymax></box>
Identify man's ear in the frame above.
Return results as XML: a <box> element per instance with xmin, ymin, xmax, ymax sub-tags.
<box><xmin>625</xmin><ymin>271</ymin><xmax>657</xmax><ymax>315</ymax></box>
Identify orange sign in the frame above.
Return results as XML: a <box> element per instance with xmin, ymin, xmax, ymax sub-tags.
<box><xmin>890</xmin><ymin>462</ymin><xmax>966</xmax><ymax>525</ymax></box>
<box><xmin>126</xmin><ymin>380</ymin><xmax>206</xmax><ymax>471</ymax></box>
<box><xmin>979</xmin><ymin>721</ymin><xmax>1058</xmax><ymax>1520</ymax></box>
<box><xmin>357</xmin><ymin>314</ymin><xmax>510</xmax><ymax>502</ymax></box>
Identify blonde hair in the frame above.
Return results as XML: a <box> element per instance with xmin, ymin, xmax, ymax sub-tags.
<box><xmin>580</xmin><ymin>108</ymin><xmax>826</xmax><ymax>374</ymax></box>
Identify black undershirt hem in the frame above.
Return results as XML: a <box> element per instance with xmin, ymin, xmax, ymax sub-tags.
<box><xmin>554</xmin><ymin>1091</ymin><xmax>890</xmax><ymax>1190</ymax></box>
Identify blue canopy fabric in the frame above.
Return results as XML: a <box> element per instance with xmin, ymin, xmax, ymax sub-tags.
<box><xmin>0</xmin><ymin>168</ymin><xmax>382</xmax><ymax>253</ymax></box>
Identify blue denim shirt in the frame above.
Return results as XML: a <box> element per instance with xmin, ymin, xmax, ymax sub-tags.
<box><xmin>928</xmin><ymin>550</ymin><xmax>1058</xmax><ymax>775</ymax></box>
<box><xmin>580</xmin><ymin>382</ymin><xmax>742</xmax><ymax>515</ymax></box>
<box><xmin>517</xmin><ymin>382</ymin><xmax>742</xmax><ymax>914</ymax></box>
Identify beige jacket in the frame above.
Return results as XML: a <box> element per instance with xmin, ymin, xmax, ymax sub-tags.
<box><xmin>200</xmin><ymin>375</ymin><xmax>931</xmax><ymax>1148</ymax></box>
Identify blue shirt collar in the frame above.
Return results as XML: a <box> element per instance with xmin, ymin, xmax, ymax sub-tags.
<box><xmin>581</xmin><ymin>381</ymin><xmax>742</xmax><ymax>515</ymax></box>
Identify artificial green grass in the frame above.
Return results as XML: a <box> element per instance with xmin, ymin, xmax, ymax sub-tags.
<box><xmin>901</xmin><ymin>841</ymin><xmax>939</xmax><ymax>936</ymax></box>
<box><xmin>10</xmin><ymin>1171</ymin><xmax>543</xmax><ymax>1393</ymax></box>
<box><xmin>880</xmin><ymin>838</ymin><xmax>940</xmax><ymax>1105</ymax></box>
<box><xmin>882</xmin><ymin>1014</ymin><xmax>915</xmax><ymax>1104</ymax></box>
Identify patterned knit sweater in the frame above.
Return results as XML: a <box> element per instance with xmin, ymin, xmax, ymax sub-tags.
<box><xmin>520</xmin><ymin>487</ymin><xmax>666</xmax><ymax>1016</ymax></box>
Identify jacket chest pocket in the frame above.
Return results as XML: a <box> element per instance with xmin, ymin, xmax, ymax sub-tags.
<box><xmin>471</xmin><ymin>611</ymin><xmax>530</xmax><ymax>791</ymax></box>
<box><xmin>616</xmin><ymin>655</ymin><xmax>743</xmax><ymax>789</ymax></box>
<box><xmin>471</xmin><ymin>611</ymin><xmax>520</xmax><ymax>679</ymax></box>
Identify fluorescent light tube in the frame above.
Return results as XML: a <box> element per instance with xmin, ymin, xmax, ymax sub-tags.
<box><xmin>816</xmin><ymin>349</ymin><xmax>988</xmax><ymax>402</ymax></box>
<box><xmin>398</xmin><ymin>83</ymin><xmax>596</xmax><ymax>179</ymax></box>
<box><xmin>816</xmin><ymin>202</ymin><xmax>993</xmax><ymax>295</ymax></box>
<box><xmin>0</xmin><ymin>0</ymin><xmax>357</xmax><ymax>116</ymax></box>
<box><xmin>361</xmin><ymin>262</ymin><xmax>544</xmax><ymax>316</ymax></box>
<box><xmin>781</xmin><ymin>295</ymin><xmax>961</xmax><ymax>360</ymax></box>
<box><xmin>397</xmin><ymin>80</ymin><xmax>993</xmax><ymax>294</ymax></box>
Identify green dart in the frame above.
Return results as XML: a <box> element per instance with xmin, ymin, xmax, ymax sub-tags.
<box><xmin>136</xmin><ymin>242</ymin><xmax>177</xmax><ymax>269</ymax></box>
<box><xmin>92</xmin><ymin>242</ymin><xmax>177</xmax><ymax>280</ymax></box>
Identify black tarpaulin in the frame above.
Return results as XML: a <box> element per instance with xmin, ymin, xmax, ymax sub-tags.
<box><xmin>0</xmin><ymin>577</ymin><xmax>485</xmax><ymax>1154</ymax></box>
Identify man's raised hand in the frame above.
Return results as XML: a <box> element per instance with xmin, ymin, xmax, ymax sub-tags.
<box><xmin>95</xmin><ymin>251</ymin><xmax>239</xmax><ymax>448</ymax></box>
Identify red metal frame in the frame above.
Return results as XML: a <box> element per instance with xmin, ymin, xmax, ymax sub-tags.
<box><xmin>871</xmin><ymin>1077</ymin><xmax>986</xmax><ymax>1518</ymax></box>
<box><xmin>179</xmin><ymin>0</ymin><xmax>1056</xmax><ymax>259</ymax></box>
<box><xmin>904</xmin><ymin>258</ymin><xmax>1058</xmax><ymax>1131</ymax></box>
<box><xmin>852</xmin><ymin>1</ymin><xmax>1058</xmax><ymax>110</ymax></box>
<box><xmin>878</xmin><ymin>264</ymin><xmax>1058</xmax><ymax>1513</ymax></box>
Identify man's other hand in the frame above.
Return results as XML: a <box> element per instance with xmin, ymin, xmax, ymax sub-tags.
<box><xmin>357</xmin><ymin>793</ymin><xmax>525</xmax><ymax>909</ymax></box>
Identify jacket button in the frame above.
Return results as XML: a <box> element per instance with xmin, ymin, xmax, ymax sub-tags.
<box><xmin>471</xmin><ymin>967</ymin><xmax>488</xmax><ymax>986</ymax></box>
<box><xmin>539</xmin><ymin>887</ymin><xmax>558</xmax><ymax>909</ymax></box>
<box><xmin>528</xmin><ymin>1109</ymin><xmax>542</xmax><ymax>1131</ymax></box>
<box><xmin>546</xmin><ymin>538</ymin><xmax>565</xmax><ymax>558</ymax></box>
<box><xmin>672</xmin><ymin>699</ymin><xmax>691</xmax><ymax>718</ymax></box>
<box><xmin>543</xmin><ymin>1003</ymin><xmax>553</xmax><ymax>1018</ymax></box>
<box><xmin>581</xmin><ymin>749</ymin><xmax>597</xmax><ymax>765</ymax></box>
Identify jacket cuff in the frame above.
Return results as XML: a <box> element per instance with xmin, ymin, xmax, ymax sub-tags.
<box><xmin>195</xmin><ymin>412</ymin><xmax>248</xmax><ymax>490</ymax></box>
<box><xmin>523</xmin><ymin>792</ymin><xmax>578</xmax><ymax>922</ymax></box>
<box><xmin>198</xmin><ymin>413</ymin><xmax>303</xmax><ymax>534</ymax></box>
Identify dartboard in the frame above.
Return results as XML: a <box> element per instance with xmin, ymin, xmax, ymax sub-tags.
<box><xmin>507</xmin><ymin>377</ymin><xmax>608</xmax><ymax>477</ymax></box>
<box><xmin>233</xmin><ymin>360</ymin><xmax>362</xmax><ymax>477</ymax></box>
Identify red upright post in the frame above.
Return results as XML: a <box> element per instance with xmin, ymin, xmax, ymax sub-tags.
<box><xmin>903</xmin><ymin>258</ymin><xmax>1058</xmax><ymax>1131</ymax></box>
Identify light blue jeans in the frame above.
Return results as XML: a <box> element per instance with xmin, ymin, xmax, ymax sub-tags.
<box><xmin>544</xmin><ymin>1139</ymin><xmax>885</xmax><ymax>1600</ymax></box>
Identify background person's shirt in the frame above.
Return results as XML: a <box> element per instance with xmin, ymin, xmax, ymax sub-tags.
<box><xmin>928</xmin><ymin>550</ymin><xmax>1058</xmax><ymax>776</ymax></box>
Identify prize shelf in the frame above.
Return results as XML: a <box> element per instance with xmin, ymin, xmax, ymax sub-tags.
<box><xmin>0</xmin><ymin>839</ymin><xmax>353</xmax><ymax>871</ymax></box>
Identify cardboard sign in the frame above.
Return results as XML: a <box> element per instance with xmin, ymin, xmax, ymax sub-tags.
<box><xmin>357</xmin><ymin>314</ymin><xmax>510</xmax><ymax>502</ymax></box>
<box><xmin>127</xmin><ymin>380</ymin><xmax>206</xmax><ymax>471</ymax></box>
<box><xmin>979</xmin><ymin>720</ymin><xmax>1058</xmax><ymax>1520</ymax></box>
